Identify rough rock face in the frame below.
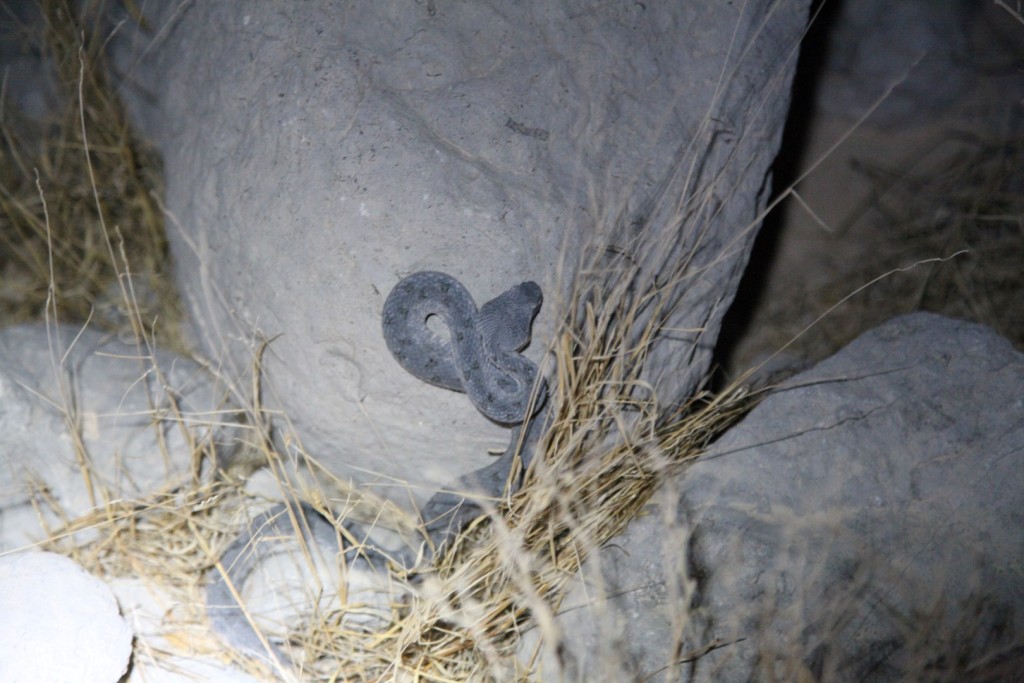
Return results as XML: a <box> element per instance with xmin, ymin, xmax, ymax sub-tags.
<box><xmin>527</xmin><ymin>313</ymin><xmax>1024</xmax><ymax>681</ymax></box>
<box><xmin>0</xmin><ymin>551</ymin><xmax>133</xmax><ymax>683</ymax></box>
<box><xmin>0</xmin><ymin>323</ymin><xmax>232</xmax><ymax>550</ymax></box>
<box><xmin>112</xmin><ymin>0</ymin><xmax>809</xmax><ymax>504</ymax></box>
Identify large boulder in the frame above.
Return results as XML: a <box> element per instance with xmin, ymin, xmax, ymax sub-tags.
<box><xmin>112</xmin><ymin>0</ymin><xmax>810</xmax><ymax>504</ymax></box>
<box><xmin>528</xmin><ymin>313</ymin><xmax>1024</xmax><ymax>681</ymax></box>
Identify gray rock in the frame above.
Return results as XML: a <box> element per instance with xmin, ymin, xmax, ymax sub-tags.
<box><xmin>530</xmin><ymin>313</ymin><xmax>1024</xmax><ymax>681</ymax></box>
<box><xmin>0</xmin><ymin>551</ymin><xmax>133</xmax><ymax>683</ymax></box>
<box><xmin>814</xmin><ymin>0</ymin><xmax>978</xmax><ymax>128</ymax></box>
<box><xmin>0</xmin><ymin>323</ymin><xmax>236</xmax><ymax>549</ymax></box>
<box><xmin>110</xmin><ymin>0</ymin><xmax>810</xmax><ymax>506</ymax></box>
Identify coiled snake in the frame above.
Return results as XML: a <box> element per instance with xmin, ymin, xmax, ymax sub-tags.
<box><xmin>207</xmin><ymin>271</ymin><xmax>548</xmax><ymax>667</ymax></box>
<box><xmin>381</xmin><ymin>270</ymin><xmax>547</xmax><ymax>424</ymax></box>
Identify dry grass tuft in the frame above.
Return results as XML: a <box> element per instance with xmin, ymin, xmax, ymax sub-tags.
<box><xmin>0</xmin><ymin>0</ymin><xmax>183</xmax><ymax>348</ymax></box>
<box><xmin>841</xmin><ymin>128</ymin><xmax>1024</xmax><ymax>348</ymax></box>
<box><xmin>746</xmin><ymin>124</ymin><xmax>1024</xmax><ymax>370</ymax></box>
<box><xmin>36</xmin><ymin>476</ymin><xmax>293</xmax><ymax>678</ymax></box>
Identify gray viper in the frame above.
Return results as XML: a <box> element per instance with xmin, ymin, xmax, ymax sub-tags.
<box><xmin>206</xmin><ymin>271</ymin><xmax>548</xmax><ymax>667</ymax></box>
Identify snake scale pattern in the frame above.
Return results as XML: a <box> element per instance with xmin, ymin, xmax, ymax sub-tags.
<box><xmin>381</xmin><ymin>270</ymin><xmax>547</xmax><ymax>425</ymax></box>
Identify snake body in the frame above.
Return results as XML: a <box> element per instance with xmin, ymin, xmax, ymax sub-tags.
<box><xmin>383</xmin><ymin>270</ymin><xmax>550</xmax><ymax>550</ymax></box>
<box><xmin>208</xmin><ymin>272</ymin><xmax>548</xmax><ymax>669</ymax></box>
<box><xmin>206</xmin><ymin>502</ymin><xmax>390</xmax><ymax>667</ymax></box>
<box><xmin>381</xmin><ymin>271</ymin><xmax>547</xmax><ymax>424</ymax></box>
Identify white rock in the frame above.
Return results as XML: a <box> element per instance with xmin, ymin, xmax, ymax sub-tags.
<box><xmin>0</xmin><ymin>551</ymin><xmax>133</xmax><ymax>683</ymax></box>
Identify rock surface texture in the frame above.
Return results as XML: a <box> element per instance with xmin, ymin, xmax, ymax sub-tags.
<box><xmin>527</xmin><ymin>313</ymin><xmax>1024</xmax><ymax>681</ymax></box>
<box><xmin>0</xmin><ymin>551</ymin><xmax>133</xmax><ymax>683</ymax></box>
<box><xmin>112</xmin><ymin>0</ymin><xmax>810</xmax><ymax>504</ymax></box>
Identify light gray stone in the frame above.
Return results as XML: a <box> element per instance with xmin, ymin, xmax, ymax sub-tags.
<box><xmin>111</xmin><ymin>0</ymin><xmax>809</xmax><ymax>506</ymax></box>
<box><xmin>0</xmin><ymin>323</ymin><xmax>236</xmax><ymax>550</ymax></box>
<box><xmin>533</xmin><ymin>313</ymin><xmax>1024</xmax><ymax>681</ymax></box>
<box><xmin>0</xmin><ymin>551</ymin><xmax>133</xmax><ymax>683</ymax></box>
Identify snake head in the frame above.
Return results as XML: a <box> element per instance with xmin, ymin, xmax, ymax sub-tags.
<box><xmin>478</xmin><ymin>281</ymin><xmax>543</xmax><ymax>353</ymax></box>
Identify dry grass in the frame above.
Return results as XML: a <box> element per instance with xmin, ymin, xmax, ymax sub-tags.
<box><xmin>731</xmin><ymin>113</ymin><xmax>1024</xmax><ymax>375</ymax></box>
<box><xmin>839</xmin><ymin>129</ymin><xmax>1024</xmax><ymax>348</ymax></box>
<box><xmin>764</xmin><ymin>125</ymin><xmax>1024</xmax><ymax>369</ymax></box>
<box><xmin>0</xmin><ymin>0</ymin><xmax>183</xmax><ymax>349</ymax></box>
